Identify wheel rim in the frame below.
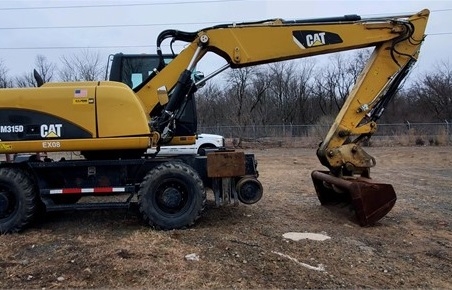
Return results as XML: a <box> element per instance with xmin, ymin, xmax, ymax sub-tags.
<box><xmin>0</xmin><ymin>184</ymin><xmax>18</xmax><ymax>220</ymax></box>
<box><xmin>155</xmin><ymin>178</ymin><xmax>189</xmax><ymax>215</ymax></box>
<box><xmin>236</xmin><ymin>178</ymin><xmax>263</xmax><ymax>204</ymax></box>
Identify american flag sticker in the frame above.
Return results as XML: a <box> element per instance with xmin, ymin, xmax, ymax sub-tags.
<box><xmin>74</xmin><ymin>89</ymin><xmax>88</xmax><ymax>98</ymax></box>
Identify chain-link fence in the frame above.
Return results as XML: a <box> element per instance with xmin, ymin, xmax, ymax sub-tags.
<box><xmin>199</xmin><ymin>121</ymin><xmax>451</xmax><ymax>146</ymax></box>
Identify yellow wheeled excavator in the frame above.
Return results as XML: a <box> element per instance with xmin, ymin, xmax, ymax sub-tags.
<box><xmin>0</xmin><ymin>9</ymin><xmax>429</xmax><ymax>232</ymax></box>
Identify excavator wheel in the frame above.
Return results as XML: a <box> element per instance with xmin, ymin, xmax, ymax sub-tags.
<box><xmin>311</xmin><ymin>171</ymin><xmax>397</xmax><ymax>226</ymax></box>
<box><xmin>138</xmin><ymin>161</ymin><xmax>206</xmax><ymax>230</ymax></box>
<box><xmin>0</xmin><ymin>167</ymin><xmax>38</xmax><ymax>233</ymax></box>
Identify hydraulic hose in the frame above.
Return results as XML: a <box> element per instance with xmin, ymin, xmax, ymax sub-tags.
<box><xmin>156</xmin><ymin>29</ymin><xmax>198</xmax><ymax>70</ymax></box>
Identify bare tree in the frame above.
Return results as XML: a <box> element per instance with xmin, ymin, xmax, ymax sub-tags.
<box><xmin>311</xmin><ymin>49</ymin><xmax>370</xmax><ymax>118</ymax></box>
<box><xmin>15</xmin><ymin>55</ymin><xmax>56</xmax><ymax>87</ymax></box>
<box><xmin>267</xmin><ymin>61</ymin><xmax>296</xmax><ymax>124</ymax></box>
<box><xmin>0</xmin><ymin>60</ymin><xmax>12</xmax><ymax>88</ymax></box>
<box><xmin>409</xmin><ymin>61</ymin><xmax>452</xmax><ymax>121</ymax></box>
<box><xmin>196</xmin><ymin>82</ymin><xmax>226</xmax><ymax>127</ymax></box>
<box><xmin>345</xmin><ymin>49</ymin><xmax>371</xmax><ymax>84</ymax></box>
<box><xmin>225</xmin><ymin>67</ymin><xmax>255</xmax><ymax>126</ymax></box>
<box><xmin>266</xmin><ymin>60</ymin><xmax>315</xmax><ymax>125</ymax></box>
<box><xmin>35</xmin><ymin>54</ymin><xmax>56</xmax><ymax>83</ymax></box>
<box><xmin>197</xmin><ymin>66</ymin><xmax>269</xmax><ymax>136</ymax></box>
<box><xmin>14</xmin><ymin>73</ymin><xmax>36</xmax><ymax>88</ymax></box>
<box><xmin>247</xmin><ymin>67</ymin><xmax>270</xmax><ymax>125</ymax></box>
<box><xmin>223</xmin><ymin>67</ymin><xmax>263</xmax><ymax>145</ymax></box>
<box><xmin>59</xmin><ymin>50</ymin><xmax>105</xmax><ymax>81</ymax></box>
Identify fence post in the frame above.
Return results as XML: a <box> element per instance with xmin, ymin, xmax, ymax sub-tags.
<box><xmin>406</xmin><ymin>120</ymin><xmax>411</xmax><ymax>131</ymax></box>
<box><xmin>446</xmin><ymin>120</ymin><xmax>450</xmax><ymax>144</ymax></box>
<box><xmin>253</xmin><ymin>124</ymin><xmax>256</xmax><ymax>140</ymax></box>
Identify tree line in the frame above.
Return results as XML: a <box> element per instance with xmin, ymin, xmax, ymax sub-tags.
<box><xmin>0</xmin><ymin>50</ymin><xmax>105</xmax><ymax>88</ymax></box>
<box><xmin>196</xmin><ymin>50</ymin><xmax>452</xmax><ymax>129</ymax></box>
<box><xmin>1</xmin><ymin>49</ymin><xmax>451</xmax><ymax>127</ymax></box>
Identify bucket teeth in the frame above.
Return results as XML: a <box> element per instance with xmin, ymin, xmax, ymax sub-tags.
<box><xmin>311</xmin><ymin>170</ymin><xmax>396</xmax><ymax>226</ymax></box>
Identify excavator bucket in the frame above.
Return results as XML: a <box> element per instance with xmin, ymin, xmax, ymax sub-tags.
<box><xmin>311</xmin><ymin>171</ymin><xmax>396</xmax><ymax>226</ymax></box>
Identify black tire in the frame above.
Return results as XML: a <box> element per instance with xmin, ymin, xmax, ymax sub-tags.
<box><xmin>197</xmin><ymin>145</ymin><xmax>216</xmax><ymax>156</ymax></box>
<box><xmin>0</xmin><ymin>168</ymin><xmax>38</xmax><ymax>233</ymax></box>
<box><xmin>138</xmin><ymin>162</ymin><xmax>206</xmax><ymax>230</ymax></box>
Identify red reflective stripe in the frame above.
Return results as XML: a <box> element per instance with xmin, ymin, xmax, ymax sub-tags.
<box><xmin>49</xmin><ymin>187</ymin><xmax>127</xmax><ymax>195</ymax></box>
<box><xmin>93</xmin><ymin>187</ymin><xmax>114</xmax><ymax>193</ymax></box>
<box><xmin>62</xmin><ymin>188</ymin><xmax>82</xmax><ymax>194</ymax></box>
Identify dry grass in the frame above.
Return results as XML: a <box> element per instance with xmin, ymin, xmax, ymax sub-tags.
<box><xmin>226</xmin><ymin>132</ymin><xmax>451</xmax><ymax>149</ymax></box>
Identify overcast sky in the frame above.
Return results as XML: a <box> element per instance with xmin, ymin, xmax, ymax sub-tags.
<box><xmin>0</xmin><ymin>0</ymin><xmax>451</xmax><ymax>80</ymax></box>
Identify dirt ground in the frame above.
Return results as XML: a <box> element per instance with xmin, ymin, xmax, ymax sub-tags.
<box><xmin>0</xmin><ymin>146</ymin><xmax>451</xmax><ymax>289</ymax></box>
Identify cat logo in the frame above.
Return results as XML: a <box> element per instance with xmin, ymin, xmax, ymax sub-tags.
<box><xmin>41</xmin><ymin>124</ymin><xmax>62</xmax><ymax>138</ymax></box>
<box><xmin>306</xmin><ymin>32</ymin><xmax>326</xmax><ymax>47</ymax></box>
<box><xmin>292</xmin><ymin>30</ymin><xmax>343</xmax><ymax>49</ymax></box>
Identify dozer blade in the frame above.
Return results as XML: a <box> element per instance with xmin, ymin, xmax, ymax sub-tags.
<box><xmin>311</xmin><ymin>170</ymin><xmax>396</xmax><ymax>226</ymax></box>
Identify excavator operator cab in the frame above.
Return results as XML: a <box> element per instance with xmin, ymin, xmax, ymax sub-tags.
<box><xmin>107</xmin><ymin>53</ymin><xmax>174</xmax><ymax>89</ymax></box>
<box><xmin>107</xmin><ymin>53</ymin><xmax>205</xmax><ymax>89</ymax></box>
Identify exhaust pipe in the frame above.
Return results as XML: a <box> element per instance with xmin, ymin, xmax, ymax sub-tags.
<box><xmin>311</xmin><ymin>170</ymin><xmax>396</xmax><ymax>226</ymax></box>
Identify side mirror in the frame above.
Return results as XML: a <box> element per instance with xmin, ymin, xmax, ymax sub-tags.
<box><xmin>193</xmin><ymin>71</ymin><xmax>205</xmax><ymax>88</ymax></box>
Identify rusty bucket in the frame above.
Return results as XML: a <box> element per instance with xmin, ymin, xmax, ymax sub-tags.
<box><xmin>311</xmin><ymin>170</ymin><xmax>396</xmax><ymax>226</ymax></box>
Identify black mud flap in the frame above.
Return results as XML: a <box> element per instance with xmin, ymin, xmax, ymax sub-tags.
<box><xmin>311</xmin><ymin>170</ymin><xmax>396</xmax><ymax>226</ymax></box>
